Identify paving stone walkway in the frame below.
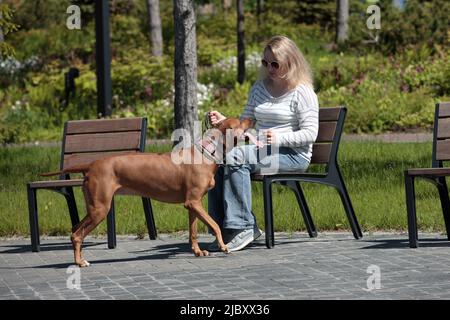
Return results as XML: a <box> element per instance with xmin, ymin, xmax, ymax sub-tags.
<box><xmin>1</xmin><ymin>232</ymin><xmax>449</xmax><ymax>300</ymax></box>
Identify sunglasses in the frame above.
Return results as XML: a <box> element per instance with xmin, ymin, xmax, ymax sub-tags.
<box><xmin>261</xmin><ymin>59</ymin><xmax>280</xmax><ymax>69</ymax></box>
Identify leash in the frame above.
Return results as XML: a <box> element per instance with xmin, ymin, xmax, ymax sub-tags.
<box><xmin>194</xmin><ymin>139</ymin><xmax>221</xmax><ymax>163</ymax></box>
<box><xmin>242</xmin><ymin>132</ymin><xmax>265</xmax><ymax>149</ymax></box>
<box><xmin>200</xmin><ymin>112</ymin><xmax>266</xmax><ymax>163</ymax></box>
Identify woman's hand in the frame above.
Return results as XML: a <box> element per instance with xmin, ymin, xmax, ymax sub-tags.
<box><xmin>208</xmin><ymin>111</ymin><xmax>226</xmax><ymax>126</ymax></box>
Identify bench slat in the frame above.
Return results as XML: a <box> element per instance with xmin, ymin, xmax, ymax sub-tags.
<box><xmin>66</xmin><ymin>118</ymin><xmax>143</xmax><ymax>134</ymax></box>
<box><xmin>436</xmin><ymin>139</ymin><xmax>450</xmax><ymax>161</ymax></box>
<box><xmin>311</xmin><ymin>143</ymin><xmax>332</xmax><ymax>164</ymax></box>
<box><xmin>63</xmin><ymin>151</ymin><xmax>140</xmax><ymax>169</ymax></box>
<box><xmin>316</xmin><ymin>121</ymin><xmax>337</xmax><ymax>142</ymax></box>
<box><xmin>319</xmin><ymin>107</ymin><xmax>341</xmax><ymax>121</ymax></box>
<box><xmin>251</xmin><ymin>172</ymin><xmax>327</xmax><ymax>180</ymax></box>
<box><xmin>29</xmin><ymin>179</ymin><xmax>84</xmax><ymax>189</ymax></box>
<box><xmin>65</xmin><ymin>132</ymin><xmax>141</xmax><ymax>153</ymax></box>
<box><xmin>437</xmin><ymin>118</ymin><xmax>450</xmax><ymax>139</ymax></box>
<box><xmin>438</xmin><ymin>103</ymin><xmax>450</xmax><ymax>118</ymax></box>
<box><xmin>407</xmin><ymin>167</ymin><xmax>450</xmax><ymax>177</ymax></box>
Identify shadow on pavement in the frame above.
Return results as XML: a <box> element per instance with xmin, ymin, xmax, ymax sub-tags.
<box><xmin>360</xmin><ymin>238</ymin><xmax>450</xmax><ymax>249</ymax></box>
<box><xmin>0</xmin><ymin>241</ymin><xmax>103</xmax><ymax>254</ymax></box>
<box><xmin>1</xmin><ymin>241</ymin><xmax>228</xmax><ymax>269</ymax></box>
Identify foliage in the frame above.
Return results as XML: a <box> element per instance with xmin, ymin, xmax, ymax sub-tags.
<box><xmin>345</xmin><ymin>0</ymin><xmax>450</xmax><ymax>55</ymax></box>
<box><xmin>0</xmin><ymin>2</ymin><xmax>20</xmax><ymax>57</ymax></box>
<box><xmin>294</xmin><ymin>0</ymin><xmax>335</xmax><ymax>31</ymax></box>
<box><xmin>1</xmin><ymin>0</ymin><xmax>449</xmax><ymax>144</ymax></box>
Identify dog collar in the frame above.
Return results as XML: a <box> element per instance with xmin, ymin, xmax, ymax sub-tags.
<box><xmin>194</xmin><ymin>138</ymin><xmax>222</xmax><ymax>164</ymax></box>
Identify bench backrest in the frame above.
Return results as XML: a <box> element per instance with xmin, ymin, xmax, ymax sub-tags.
<box><xmin>60</xmin><ymin>117</ymin><xmax>147</xmax><ymax>172</ymax></box>
<box><xmin>310</xmin><ymin>107</ymin><xmax>346</xmax><ymax>167</ymax></box>
<box><xmin>433</xmin><ymin>102</ymin><xmax>450</xmax><ymax>167</ymax></box>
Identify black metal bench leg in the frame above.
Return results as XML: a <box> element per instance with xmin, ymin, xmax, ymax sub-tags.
<box><xmin>27</xmin><ymin>184</ymin><xmax>40</xmax><ymax>252</ymax></box>
<box><xmin>263</xmin><ymin>178</ymin><xmax>274</xmax><ymax>248</ymax></box>
<box><xmin>436</xmin><ymin>177</ymin><xmax>450</xmax><ymax>241</ymax></box>
<box><xmin>142</xmin><ymin>197</ymin><xmax>157</xmax><ymax>239</ymax></box>
<box><xmin>334</xmin><ymin>168</ymin><xmax>363</xmax><ymax>239</ymax></box>
<box><xmin>107</xmin><ymin>198</ymin><xmax>116</xmax><ymax>249</ymax></box>
<box><xmin>286</xmin><ymin>181</ymin><xmax>317</xmax><ymax>238</ymax></box>
<box><xmin>62</xmin><ymin>187</ymin><xmax>80</xmax><ymax>229</ymax></box>
<box><xmin>405</xmin><ymin>174</ymin><xmax>419</xmax><ymax>248</ymax></box>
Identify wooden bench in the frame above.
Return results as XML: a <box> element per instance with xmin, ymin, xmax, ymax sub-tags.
<box><xmin>26</xmin><ymin>117</ymin><xmax>157</xmax><ymax>252</ymax></box>
<box><xmin>251</xmin><ymin>106</ymin><xmax>363</xmax><ymax>248</ymax></box>
<box><xmin>404</xmin><ymin>102</ymin><xmax>450</xmax><ymax>248</ymax></box>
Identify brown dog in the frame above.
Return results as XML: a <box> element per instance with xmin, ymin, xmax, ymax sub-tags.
<box><xmin>41</xmin><ymin>118</ymin><xmax>252</xmax><ymax>267</ymax></box>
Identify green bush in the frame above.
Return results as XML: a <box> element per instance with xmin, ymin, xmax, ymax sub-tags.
<box><xmin>2</xmin><ymin>0</ymin><xmax>450</xmax><ymax>145</ymax></box>
<box><xmin>319</xmin><ymin>77</ymin><xmax>436</xmax><ymax>133</ymax></box>
<box><xmin>114</xmin><ymin>99</ymin><xmax>174</xmax><ymax>139</ymax></box>
<box><xmin>346</xmin><ymin>0</ymin><xmax>450</xmax><ymax>55</ymax></box>
<box><xmin>112</xmin><ymin>50</ymin><xmax>173</xmax><ymax>106</ymax></box>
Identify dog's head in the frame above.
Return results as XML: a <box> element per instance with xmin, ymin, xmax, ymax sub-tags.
<box><xmin>200</xmin><ymin>113</ymin><xmax>252</xmax><ymax>163</ymax></box>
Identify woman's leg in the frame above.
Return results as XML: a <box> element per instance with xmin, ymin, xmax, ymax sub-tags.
<box><xmin>209</xmin><ymin>144</ymin><xmax>310</xmax><ymax>251</ymax></box>
<box><xmin>207</xmin><ymin>166</ymin><xmax>225</xmax><ymax>228</ymax></box>
<box><xmin>222</xmin><ymin>145</ymin><xmax>259</xmax><ymax>230</ymax></box>
<box><xmin>221</xmin><ymin>145</ymin><xmax>310</xmax><ymax>228</ymax></box>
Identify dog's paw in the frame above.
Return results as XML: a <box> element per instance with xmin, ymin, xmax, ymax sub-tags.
<box><xmin>221</xmin><ymin>246</ymin><xmax>230</xmax><ymax>254</ymax></box>
<box><xmin>77</xmin><ymin>259</ymin><xmax>90</xmax><ymax>267</ymax></box>
<box><xmin>194</xmin><ymin>250</ymin><xmax>210</xmax><ymax>257</ymax></box>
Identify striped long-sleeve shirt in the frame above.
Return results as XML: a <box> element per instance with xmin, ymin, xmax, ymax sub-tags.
<box><xmin>240</xmin><ymin>80</ymin><xmax>319</xmax><ymax>162</ymax></box>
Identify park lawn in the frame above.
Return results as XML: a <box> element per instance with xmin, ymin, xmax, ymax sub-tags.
<box><xmin>0</xmin><ymin>141</ymin><xmax>447</xmax><ymax>237</ymax></box>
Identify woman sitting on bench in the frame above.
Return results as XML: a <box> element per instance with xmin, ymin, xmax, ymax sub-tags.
<box><xmin>207</xmin><ymin>35</ymin><xmax>319</xmax><ymax>252</ymax></box>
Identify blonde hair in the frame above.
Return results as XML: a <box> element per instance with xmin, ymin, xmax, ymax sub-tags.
<box><xmin>259</xmin><ymin>35</ymin><xmax>313</xmax><ymax>89</ymax></box>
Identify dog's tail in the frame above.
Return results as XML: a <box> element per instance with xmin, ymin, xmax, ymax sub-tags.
<box><xmin>40</xmin><ymin>164</ymin><xmax>90</xmax><ymax>177</ymax></box>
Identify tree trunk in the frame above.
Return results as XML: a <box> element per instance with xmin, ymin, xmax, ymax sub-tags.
<box><xmin>173</xmin><ymin>0</ymin><xmax>198</xmax><ymax>135</ymax></box>
<box><xmin>256</xmin><ymin>0</ymin><xmax>264</xmax><ymax>26</ymax></box>
<box><xmin>0</xmin><ymin>0</ymin><xmax>4</xmax><ymax>43</ymax></box>
<box><xmin>237</xmin><ymin>0</ymin><xmax>245</xmax><ymax>84</ymax></box>
<box><xmin>336</xmin><ymin>0</ymin><xmax>349</xmax><ymax>44</ymax></box>
<box><xmin>146</xmin><ymin>0</ymin><xmax>163</xmax><ymax>57</ymax></box>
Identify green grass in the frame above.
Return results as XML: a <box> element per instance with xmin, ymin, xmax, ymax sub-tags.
<box><xmin>0</xmin><ymin>141</ymin><xmax>447</xmax><ymax>237</ymax></box>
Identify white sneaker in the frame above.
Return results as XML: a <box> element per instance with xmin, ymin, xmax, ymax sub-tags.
<box><xmin>226</xmin><ymin>227</ymin><xmax>263</xmax><ymax>252</ymax></box>
<box><xmin>253</xmin><ymin>227</ymin><xmax>263</xmax><ymax>241</ymax></box>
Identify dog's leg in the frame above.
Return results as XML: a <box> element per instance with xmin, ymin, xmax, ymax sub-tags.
<box><xmin>71</xmin><ymin>216</ymin><xmax>94</xmax><ymax>267</ymax></box>
<box><xmin>184</xmin><ymin>200</ymin><xmax>229</xmax><ymax>255</ymax></box>
<box><xmin>188</xmin><ymin>210</ymin><xmax>208</xmax><ymax>257</ymax></box>
<box><xmin>71</xmin><ymin>183</ymin><xmax>114</xmax><ymax>267</ymax></box>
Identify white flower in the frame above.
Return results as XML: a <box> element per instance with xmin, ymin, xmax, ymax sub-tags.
<box><xmin>197</xmin><ymin>82</ymin><xmax>214</xmax><ymax>107</ymax></box>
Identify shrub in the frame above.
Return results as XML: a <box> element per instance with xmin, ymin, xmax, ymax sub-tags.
<box><xmin>319</xmin><ymin>77</ymin><xmax>435</xmax><ymax>133</ymax></box>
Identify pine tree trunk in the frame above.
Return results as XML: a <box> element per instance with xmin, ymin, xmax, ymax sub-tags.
<box><xmin>336</xmin><ymin>0</ymin><xmax>349</xmax><ymax>44</ymax></box>
<box><xmin>146</xmin><ymin>0</ymin><xmax>163</xmax><ymax>56</ymax></box>
<box><xmin>173</xmin><ymin>0</ymin><xmax>198</xmax><ymax>135</ymax></box>
<box><xmin>237</xmin><ymin>0</ymin><xmax>245</xmax><ymax>84</ymax></box>
<box><xmin>256</xmin><ymin>0</ymin><xmax>264</xmax><ymax>26</ymax></box>
<box><xmin>0</xmin><ymin>0</ymin><xmax>4</xmax><ymax>43</ymax></box>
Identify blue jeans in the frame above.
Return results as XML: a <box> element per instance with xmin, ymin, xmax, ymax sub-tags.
<box><xmin>207</xmin><ymin>144</ymin><xmax>310</xmax><ymax>231</ymax></box>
